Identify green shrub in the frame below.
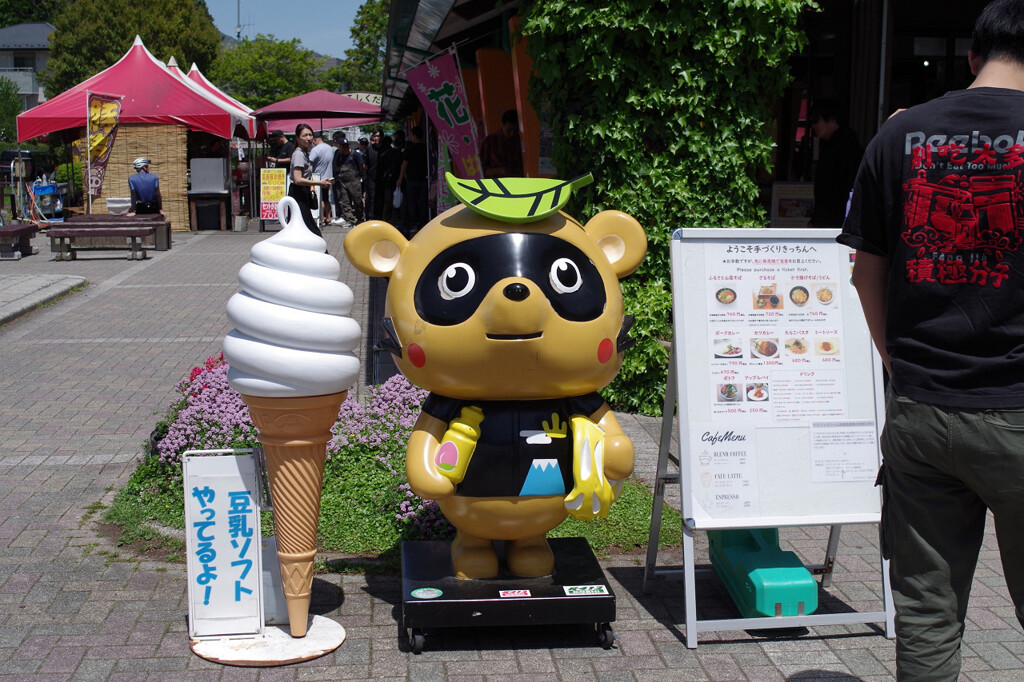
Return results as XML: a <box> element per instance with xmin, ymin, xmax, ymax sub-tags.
<box><xmin>520</xmin><ymin>0</ymin><xmax>815</xmax><ymax>413</ymax></box>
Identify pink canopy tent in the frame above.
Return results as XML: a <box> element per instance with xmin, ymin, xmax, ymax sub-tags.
<box><xmin>187</xmin><ymin>64</ymin><xmax>253</xmax><ymax>114</ymax></box>
<box><xmin>252</xmin><ymin>89</ymin><xmax>385</xmax><ymax>132</ymax></box>
<box><xmin>165</xmin><ymin>57</ymin><xmax>263</xmax><ymax>139</ymax></box>
<box><xmin>17</xmin><ymin>37</ymin><xmax>253</xmax><ymax>141</ymax></box>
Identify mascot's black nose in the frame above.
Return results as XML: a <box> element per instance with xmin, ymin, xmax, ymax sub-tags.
<box><xmin>503</xmin><ymin>283</ymin><xmax>530</xmax><ymax>301</ymax></box>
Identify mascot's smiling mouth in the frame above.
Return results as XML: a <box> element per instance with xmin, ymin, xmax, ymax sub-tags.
<box><xmin>486</xmin><ymin>332</ymin><xmax>543</xmax><ymax>340</ymax></box>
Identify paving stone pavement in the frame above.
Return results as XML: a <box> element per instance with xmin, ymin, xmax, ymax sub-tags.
<box><xmin>0</xmin><ymin>226</ymin><xmax>1021</xmax><ymax>680</ymax></box>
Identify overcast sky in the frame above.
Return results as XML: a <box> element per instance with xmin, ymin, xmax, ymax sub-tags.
<box><xmin>207</xmin><ymin>0</ymin><xmax>366</xmax><ymax>61</ymax></box>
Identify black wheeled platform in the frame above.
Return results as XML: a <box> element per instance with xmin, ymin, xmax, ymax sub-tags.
<box><xmin>401</xmin><ymin>537</ymin><xmax>616</xmax><ymax>653</ymax></box>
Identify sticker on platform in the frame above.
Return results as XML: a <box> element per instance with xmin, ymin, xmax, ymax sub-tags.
<box><xmin>410</xmin><ymin>588</ymin><xmax>443</xmax><ymax>599</ymax></box>
<box><xmin>499</xmin><ymin>589</ymin><xmax>532</xmax><ymax>598</ymax></box>
<box><xmin>563</xmin><ymin>584</ymin><xmax>609</xmax><ymax>596</ymax></box>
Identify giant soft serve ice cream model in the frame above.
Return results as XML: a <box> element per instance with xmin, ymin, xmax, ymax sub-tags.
<box><xmin>223</xmin><ymin>196</ymin><xmax>361</xmax><ymax>637</ymax></box>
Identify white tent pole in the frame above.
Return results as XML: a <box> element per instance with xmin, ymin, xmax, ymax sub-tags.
<box><xmin>86</xmin><ymin>90</ymin><xmax>92</xmax><ymax>214</ymax></box>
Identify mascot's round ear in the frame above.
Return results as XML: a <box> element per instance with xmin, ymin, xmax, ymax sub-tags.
<box><xmin>582</xmin><ymin>211</ymin><xmax>647</xmax><ymax>278</ymax></box>
<box><xmin>343</xmin><ymin>221</ymin><xmax>408</xmax><ymax>277</ymax></box>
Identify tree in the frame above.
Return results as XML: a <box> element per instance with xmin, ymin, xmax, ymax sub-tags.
<box><xmin>0</xmin><ymin>0</ymin><xmax>64</xmax><ymax>28</ymax></box>
<box><xmin>520</xmin><ymin>0</ymin><xmax>815</xmax><ymax>413</ymax></box>
<box><xmin>0</xmin><ymin>77</ymin><xmax>21</xmax><ymax>142</ymax></box>
<box><xmin>331</xmin><ymin>0</ymin><xmax>390</xmax><ymax>92</ymax></box>
<box><xmin>41</xmin><ymin>0</ymin><xmax>220</xmax><ymax>98</ymax></box>
<box><xmin>208</xmin><ymin>35</ymin><xmax>328</xmax><ymax>109</ymax></box>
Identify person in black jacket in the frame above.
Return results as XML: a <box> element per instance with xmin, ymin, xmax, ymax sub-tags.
<box><xmin>809</xmin><ymin>99</ymin><xmax>862</xmax><ymax>228</ymax></box>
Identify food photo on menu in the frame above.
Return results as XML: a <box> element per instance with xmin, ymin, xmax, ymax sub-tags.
<box><xmin>815</xmin><ymin>337</ymin><xmax>840</xmax><ymax>355</ymax></box>
<box><xmin>750</xmin><ymin>337</ymin><xmax>779</xmax><ymax>359</ymax></box>
<box><xmin>815</xmin><ymin>284</ymin><xmax>835</xmax><ymax>305</ymax></box>
<box><xmin>752</xmin><ymin>283</ymin><xmax>782</xmax><ymax>310</ymax></box>
<box><xmin>784</xmin><ymin>337</ymin><xmax>809</xmax><ymax>355</ymax></box>
<box><xmin>713</xmin><ymin>338</ymin><xmax>744</xmax><ymax>358</ymax></box>
<box><xmin>715</xmin><ymin>287</ymin><xmax>737</xmax><ymax>305</ymax></box>
<box><xmin>746</xmin><ymin>382</ymin><xmax>769</xmax><ymax>402</ymax></box>
<box><xmin>717</xmin><ymin>383</ymin><xmax>742</xmax><ymax>402</ymax></box>
<box><xmin>788</xmin><ymin>285</ymin><xmax>810</xmax><ymax>307</ymax></box>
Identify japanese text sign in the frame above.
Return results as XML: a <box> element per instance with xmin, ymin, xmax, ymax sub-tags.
<box><xmin>260</xmin><ymin>168</ymin><xmax>287</xmax><ymax>220</ymax></box>
<box><xmin>184</xmin><ymin>452</ymin><xmax>263</xmax><ymax>637</ymax></box>
<box><xmin>405</xmin><ymin>52</ymin><xmax>483</xmax><ymax>180</ymax></box>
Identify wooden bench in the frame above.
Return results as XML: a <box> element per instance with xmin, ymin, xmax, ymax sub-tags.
<box><xmin>48</xmin><ymin>225</ymin><xmax>157</xmax><ymax>261</ymax></box>
<box><xmin>63</xmin><ymin>214</ymin><xmax>171</xmax><ymax>251</ymax></box>
<box><xmin>0</xmin><ymin>222</ymin><xmax>39</xmax><ymax>260</ymax></box>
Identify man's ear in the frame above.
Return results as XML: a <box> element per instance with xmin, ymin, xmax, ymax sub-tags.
<box><xmin>343</xmin><ymin>221</ymin><xmax>408</xmax><ymax>277</ymax></box>
<box><xmin>582</xmin><ymin>211</ymin><xmax>647</xmax><ymax>278</ymax></box>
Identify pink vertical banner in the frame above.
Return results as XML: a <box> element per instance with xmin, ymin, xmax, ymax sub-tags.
<box><xmin>406</xmin><ymin>52</ymin><xmax>482</xmax><ymax>180</ymax></box>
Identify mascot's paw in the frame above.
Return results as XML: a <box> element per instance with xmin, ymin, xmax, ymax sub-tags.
<box><xmin>507</xmin><ymin>537</ymin><xmax>554</xmax><ymax>578</ymax></box>
<box><xmin>452</xmin><ymin>534</ymin><xmax>499</xmax><ymax>579</ymax></box>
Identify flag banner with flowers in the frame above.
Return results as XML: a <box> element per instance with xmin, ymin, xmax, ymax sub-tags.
<box><xmin>86</xmin><ymin>92</ymin><xmax>123</xmax><ymax>196</ymax></box>
<box><xmin>405</xmin><ymin>51</ymin><xmax>482</xmax><ymax>181</ymax></box>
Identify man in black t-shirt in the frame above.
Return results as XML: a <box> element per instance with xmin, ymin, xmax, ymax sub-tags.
<box><xmin>839</xmin><ymin>1</ymin><xmax>1024</xmax><ymax>677</ymax></box>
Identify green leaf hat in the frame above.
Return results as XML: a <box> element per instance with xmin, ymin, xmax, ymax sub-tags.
<box><xmin>446</xmin><ymin>172</ymin><xmax>594</xmax><ymax>224</ymax></box>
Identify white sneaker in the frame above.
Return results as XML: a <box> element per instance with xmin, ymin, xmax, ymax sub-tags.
<box><xmin>330</xmin><ymin>218</ymin><xmax>346</xmax><ymax>226</ymax></box>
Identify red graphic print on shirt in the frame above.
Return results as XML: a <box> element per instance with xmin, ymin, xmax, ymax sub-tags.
<box><xmin>901</xmin><ymin>169</ymin><xmax>1023</xmax><ymax>288</ymax></box>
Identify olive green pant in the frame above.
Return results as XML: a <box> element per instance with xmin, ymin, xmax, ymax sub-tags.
<box><xmin>879</xmin><ymin>393</ymin><xmax>1024</xmax><ymax>680</ymax></box>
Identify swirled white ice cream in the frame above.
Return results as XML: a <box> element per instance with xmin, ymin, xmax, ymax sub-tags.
<box><xmin>223</xmin><ymin>196</ymin><xmax>361</xmax><ymax>397</ymax></box>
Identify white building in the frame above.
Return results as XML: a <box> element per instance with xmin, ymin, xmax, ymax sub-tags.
<box><xmin>0</xmin><ymin>22</ymin><xmax>54</xmax><ymax>111</ymax></box>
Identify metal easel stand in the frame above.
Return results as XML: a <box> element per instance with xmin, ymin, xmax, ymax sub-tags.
<box><xmin>641</xmin><ymin>346</ymin><xmax>895</xmax><ymax>648</ymax></box>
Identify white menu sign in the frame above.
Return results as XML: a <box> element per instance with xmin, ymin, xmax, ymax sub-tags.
<box><xmin>671</xmin><ymin>229</ymin><xmax>885</xmax><ymax>528</ymax></box>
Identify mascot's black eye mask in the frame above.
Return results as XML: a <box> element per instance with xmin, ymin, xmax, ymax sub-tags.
<box><xmin>414</xmin><ymin>232</ymin><xmax>607</xmax><ymax>325</ymax></box>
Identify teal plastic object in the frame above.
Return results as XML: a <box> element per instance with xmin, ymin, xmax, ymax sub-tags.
<box><xmin>707</xmin><ymin>528</ymin><xmax>818</xmax><ymax>618</ymax></box>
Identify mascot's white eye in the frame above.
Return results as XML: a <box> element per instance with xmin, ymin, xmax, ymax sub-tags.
<box><xmin>439</xmin><ymin>262</ymin><xmax>476</xmax><ymax>300</ymax></box>
<box><xmin>549</xmin><ymin>257</ymin><xmax>582</xmax><ymax>294</ymax></box>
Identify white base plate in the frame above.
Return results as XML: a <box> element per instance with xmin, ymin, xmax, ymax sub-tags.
<box><xmin>190</xmin><ymin>616</ymin><xmax>346</xmax><ymax>667</ymax></box>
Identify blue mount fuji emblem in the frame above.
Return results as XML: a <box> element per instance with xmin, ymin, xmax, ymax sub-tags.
<box><xmin>518</xmin><ymin>458</ymin><xmax>565</xmax><ymax>496</ymax></box>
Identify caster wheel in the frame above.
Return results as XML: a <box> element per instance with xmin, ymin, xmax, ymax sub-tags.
<box><xmin>596</xmin><ymin>622</ymin><xmax>615</xmax><ymax>649</ymax></box>
<box><xmin>408</xmin><ymin>628</ymin><xmax>426</xmax><ymax>654</ymax></box>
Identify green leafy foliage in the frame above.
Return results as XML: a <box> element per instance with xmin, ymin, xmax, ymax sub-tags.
<box><xmin>0</xmin><ymin>77</ymin><xmax>20</xmax><ymax>143</ymax></box>
<box><xmin>208</xmin><ymin>34</ymin><xmax>330</xmax><ymax>109</ymax></box>
<box><xmin>327</xmin><ymin>0</ymin><xmax>390</xmax><ymax>93</ymax></box>
<box><xmin>0</xmin><ymin>0</ymin><xmax>64</xmax><ymax>27</ymax></box>
<box><xmin>519</xmin><ymin>0</ymin><xmax>815</xmax><ymax>413</ymax></box>
<box><xmin>42</xmin><ymin>0</ymin><xmax>220</xmax><ymax>97</ymax></box>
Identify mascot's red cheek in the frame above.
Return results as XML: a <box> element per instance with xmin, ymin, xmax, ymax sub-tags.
<box><xmin>408</xmin><ymin>343</ymin><xmax>426</xmax><ymax>368</ymax></box>
<box><xmin>597</xmin><ymin>338</ymin><xmax>614</xmax><ymax>364</ymax></box>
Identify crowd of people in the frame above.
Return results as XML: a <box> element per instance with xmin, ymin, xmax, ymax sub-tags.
<box><xmin>267</xmin><ymin>124</ymin><xmax>436</xmax><ymax>237</ymax></box>
<box><xmin>266</xmin><ymin>109</ymin><xmax>526</xmax><ymax>239</ymax></box>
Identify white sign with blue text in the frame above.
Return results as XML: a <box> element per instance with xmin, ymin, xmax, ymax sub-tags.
<box><xmin>184</xmin><ymin>451</ymin><xmax>263</xmax><ymax>638</ymax></box>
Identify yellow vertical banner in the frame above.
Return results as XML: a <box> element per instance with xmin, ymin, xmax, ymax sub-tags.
<box><xmin>86</xmin><ymin>92</ymin><xmax>123</xmax><ymax>196</ymax></box>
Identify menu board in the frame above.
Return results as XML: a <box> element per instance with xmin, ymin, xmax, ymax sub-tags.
<box><xmin>670</xmin><ymin>228</ymin><xmax>885</xmax><ymax>529</ymax></box>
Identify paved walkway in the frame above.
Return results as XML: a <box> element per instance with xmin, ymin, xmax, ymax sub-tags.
<box><xmin>0</xmin><ymin>226</ymin><xmax>1020</xmax><ymax>680</ymax></box>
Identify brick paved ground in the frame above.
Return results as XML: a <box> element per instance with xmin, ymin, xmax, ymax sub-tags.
<box><xmin>0</xmin><ymin>226</ymin><xmax>1020</xmax><ymax>680</ymax></box>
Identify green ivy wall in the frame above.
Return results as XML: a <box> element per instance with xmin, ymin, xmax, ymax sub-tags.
<box><xmin>520</xmin><ymin>0</ymin><xmax>816</xmax><ymax>414</ymax></box>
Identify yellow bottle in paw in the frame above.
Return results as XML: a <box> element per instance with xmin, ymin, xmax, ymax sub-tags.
<box><xmin>434</xmin><ymin>405</ymin><xmax>484</xmax><ymax>484</ymax></box>
<box><xmin>564</xmin><ymin>415</ymin><xmax>616</xmax><ymax>520</ymax></box>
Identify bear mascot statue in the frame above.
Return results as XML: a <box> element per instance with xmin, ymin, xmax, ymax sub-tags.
<box><xmin>345</xmin><ymin>173</ymin><xmax>647</xmax><ymax>579</ymax></box>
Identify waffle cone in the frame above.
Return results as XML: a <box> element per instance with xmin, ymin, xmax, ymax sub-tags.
<box><xmin>241</xmin><ymin>391</ymin><xmax>347</xmax><ymax>638</ymax></box>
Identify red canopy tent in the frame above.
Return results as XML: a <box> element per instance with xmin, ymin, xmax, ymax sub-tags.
<box><xmin>17</xmin><ymin>37</ymin><xmax>252</xmax><ymax>141</ymax></box>
<box><xmin>252</xmin><ymin>89</ymin><xmax>385</xmax><ymax>132</ymax></box>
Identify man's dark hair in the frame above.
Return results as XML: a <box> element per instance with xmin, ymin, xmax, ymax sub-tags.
<box><xmin>810</xmin><ymin>98</ymin><xmax>844</xmax><ymax>125</ymax></box>
<box><xmin>972</xmin><ymin>0</ymin><xmax>1024</xmax><ymax>65</ymax></box>
<box><xmin>411</xmin><ymin>126</ymin><xmax>423</xmax><ymax>139</ymax></box>
<box><xmin>501</xmin><ymin>109</ymin><xmax>518</xmax><ymax>126</ymax></box>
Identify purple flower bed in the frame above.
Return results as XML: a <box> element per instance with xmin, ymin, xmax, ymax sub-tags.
<box><xmin>153</xmin><ymin>354</ymin><xmax>453</xmax><ymax>543</ymax></box>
